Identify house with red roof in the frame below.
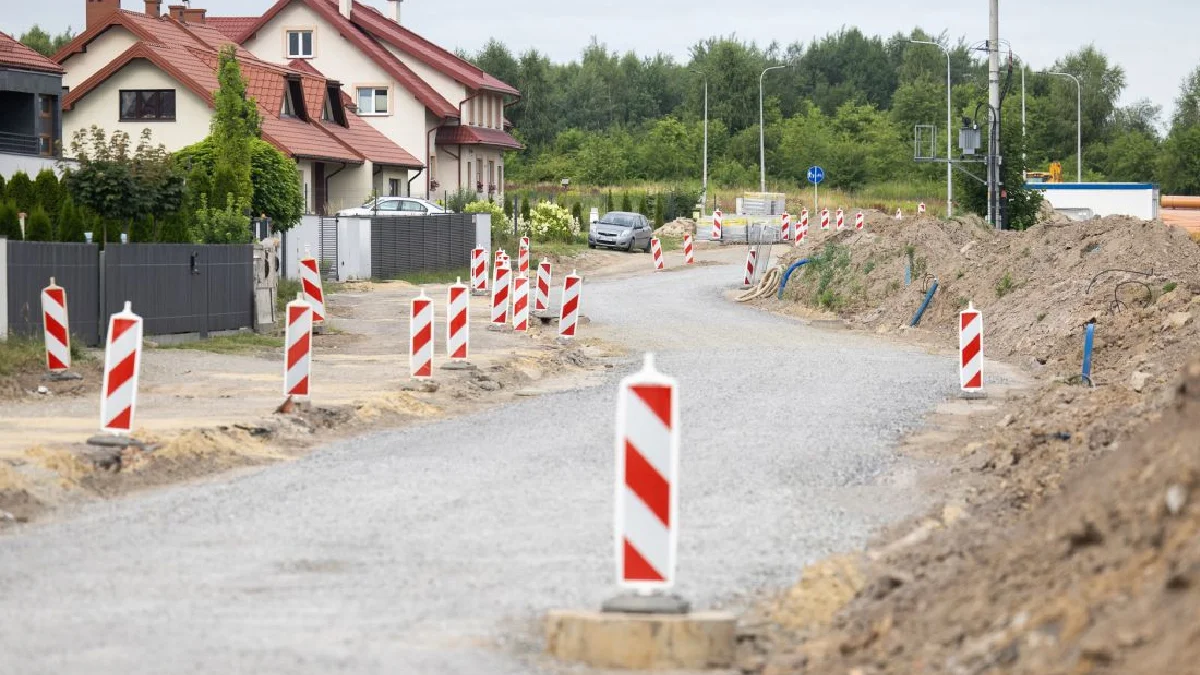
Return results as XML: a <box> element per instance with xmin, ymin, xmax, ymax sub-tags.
<box><xmin>216</xmin><ymin>0</ymin><xmax>521</xmax><ymax>204</ymax></box>
<box><xmin>53</xmin><ymin>0</ymin><xmax>424</xmax><ymax>215</ymax></box>
<box><xmin>0</xmin><ymin>30</ymin><xmax>64</xmax><ymax>179</ymax></box>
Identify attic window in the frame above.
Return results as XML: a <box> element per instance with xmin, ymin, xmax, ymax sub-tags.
<box><xmin>323</xmin><ymin>84</ymin><xmax>347</xmax><ymax>127</ymax></box>
<box><xmin>282</xmin><ymin>76</ymin><xmax>308</xmax><ymax>121</ymax></box>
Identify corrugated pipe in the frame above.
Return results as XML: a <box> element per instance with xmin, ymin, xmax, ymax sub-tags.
<box><xmin>909</xmin><ymin>277</ymin><xmax>939</xmax><ymax>327</ymax></box>
<box><xmin>777</xmin><ymin>259</ymin><xmax>811</xmax><ymax>299</ymax></box>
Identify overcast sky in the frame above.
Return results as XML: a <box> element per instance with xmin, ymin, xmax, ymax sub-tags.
<box><xmin>9</xmin><ymin>0</ymin><xmax>1199</xmax><ymax>122</ymax></box>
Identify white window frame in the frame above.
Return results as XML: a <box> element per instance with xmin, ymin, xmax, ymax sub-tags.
<box><xmin>356</xmin><ymin>85</ymin><xmax>390</xmax><ymax>116</ymax></box>
<box><xmin>285</xmin><ymin>29</ymin><xmax>314</xmax><ymax>59</ymax></box>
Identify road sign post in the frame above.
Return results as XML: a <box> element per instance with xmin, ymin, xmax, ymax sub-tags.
<box><xmin>807</xmin><ymin>166</ymin><xmax>825</xmax><ymax>213</ymax></box>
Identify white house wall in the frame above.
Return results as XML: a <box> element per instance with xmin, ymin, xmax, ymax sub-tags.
<box><xmin>324</xmin><ymin>160</ymin><xmax>373</xmax><ymax>214</ymax></box>
<box><xmin>241</xmin><ymin>2</ymin><xmax>427</xmax><ymax>193</ymax></box>
<box><xmin>63</xmin><ymin>60</ymin><xmax>212</xmax><ymax>152</ymax></box>
<box><xmin>60</xmin><ymin>25</ymin><xmax>139</xmax><ymax>89</ymax></box>
<box><xmin>381</xmin><ymin>42</ymin><xmax>465</xmax><ymax>112</ymax></box>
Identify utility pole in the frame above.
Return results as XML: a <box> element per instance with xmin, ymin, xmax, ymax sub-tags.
<box><xmin>911</xmin><ymin>40</ymin><xmax>953</xmax><ymax>218</ymax></box>
<box><xmin>689</xmin><ymin>69</ymin><xmax>710</xmax><ymax>204</ymax></box>
<box><xmin>987</xmin><ymin>0</ymin><xmax>1001</xmax><ymax>229</ymax></box>
<box><xmin>758</xmin><ymin>64</ymin><xmax>788</xmax><ymax>193</ymax></box>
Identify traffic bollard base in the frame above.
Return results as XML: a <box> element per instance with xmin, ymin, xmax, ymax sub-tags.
<box><xmin>47</xmin><ymin>371</ymin><xmax>84</xmax><ymax>382</ymax></box>
<box><xmin>545</xmin><ymin>608</ymin><xmax>735</xmax><ymax>670</ymax></box>
<box><xmin>601</xmin><ymin>592</ymin><xmax>690</xmax><ymax>615</ymax></box>
<box><xmin>440</xmin><ymin>361</ymin><xmax>475</xmax><ymax>371</ymax></box>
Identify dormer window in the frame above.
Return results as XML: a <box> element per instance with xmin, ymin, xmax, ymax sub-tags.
<box><xmin>323</xmin><ymin>84</ymin><xmax>348</xmax><ymax>127</ymax></box>
<box><xmin>356</xmin><ymin>86</ymin><xmax>389</xmax><ymax>116</ymax></box>
<box><xmin>282</xmin><ymin>76</ymin><xmax>307</xmax><ymax>120</ymax></box>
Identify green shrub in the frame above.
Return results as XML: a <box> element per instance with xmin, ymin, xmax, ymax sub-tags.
<box><xmin>464</xmin><ymin>200</ymin><xmax>511</xmax><ymax>244</ymax></box>
<box><xmin>5</xmin><ymin>171</ymin><xmax>34</xmax><ymax>212</ymax></box>
<box><xmin>0</xmin><ymin>174</ymin><xmax>6</xmax><ymax>202</ymax></box>
<box><xmin>621</xmin><ymin>192</ymin><xmax>632</xmax><ymax>212</ymax></box>
<box><xmin>24</xmin><ymin>205</ymin><xmax>53</xmax><ymax>241</ymax></box>
<box><xmin>0</xmin><ymin>201</ymin><xmax>21</xmax><ymax>240</ymax></box>
<box><xmin>33</xmin><ymin>169</ymin><xmax>60</xmax><ymax>222</ymax></box>
<box><xmin>526</xmin><ymin>201</ymin><xmax>578</xmax><ymax>242</ymax></box>
<box><xmin>192</xmin><ymin>193</ymin><xmax>251</xmax><ymax>244</ymax></box>
<box><xmin>56</xmin><ymin>199</ymin><xmax>86</xmax><ymax>242</ymax></box>
<box><xmin>995</xmin><ymin>272</ymin><xmax>1015</xmax><ymax>298</ymax></box>
<box><xmin>1163</xmin><ymin>282</ymin><xmax>1178</xmax><ymax>294</ymax></box>
<box><xmin>520</xmin><ymin>195</ymin><xmax>530</xmax><ymax>222</ymax></box>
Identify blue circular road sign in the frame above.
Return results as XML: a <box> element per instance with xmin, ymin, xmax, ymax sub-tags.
<box><xmin>807</xmin><ymin>166</ymin><xmax>825</xmax><ymax>185</ymax></box>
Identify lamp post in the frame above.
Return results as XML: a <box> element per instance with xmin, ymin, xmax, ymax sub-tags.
<box><xmin>759</xmin><ymin>64</ymin><xmax>788</xmax><ymax>193</ymax></box>
<box><xmin>689</xmin><ymin>69</ymin><xmax>709</xmax><ymax>206</ymax></box>
<box><xmin>910</xmin><ymin>40</ymin><xmax>953</xmax><ymax>217</ymax></box>
<box><xmin>1046</xmin><ymin>70</ymin><xmax>1083</xmax><ymax>182</ymax></box>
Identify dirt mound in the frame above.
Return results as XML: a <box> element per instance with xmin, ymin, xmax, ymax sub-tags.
<box><xmin>780</xmin><ymin>216</ymin><xmax>1200</xmax><ymax>386</ymax></box>
<box><xmin>759</xmin><ymin>357</ymin><xmax>1200</xmax><ymax>674</ymax></box>
<box><xmin>656</xmin><ymin>218</ymin><xmax>695</xmax><ymax>237</ymax></box>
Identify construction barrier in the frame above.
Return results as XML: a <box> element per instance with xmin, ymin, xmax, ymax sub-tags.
<box><xmin>796</xmin><ymin>218</ymin><xmax>808</xmax><ymax>244</ymax></box>
<box><xmin>100</xmin><ymin>301</ymin><xmax>144</xmax><ymax>435</ymax></box>
<box><xmin>494</xmin><ymin>249</ymin><xmax>504</xmax><ymax>266</ymax></box>
<box><xmin>284</xmin><ymin>293</ymin><xmax>312</xmax><ymax>399</ymax></box>
<box><xmin>613</xmin><ymin>353</ymin><xmax>679</xmax><ymax>589</ymax></box>
<box><xmin>855</xmin><ymin>212</ymin><xmax>865</xmax><ymax>230</ymax></box>
<box><xmin>918</xmin><ymin>202</ymin><xmax>927</xmax><ymax>215</ymax></box>
<box><xmin>960</xmin><ymin>302</ymin><xmax>983</xmax><ymax>392</ymax></box>
<box><xmin>492</xmin><ymin>259</ymin><xmax>510</xmax><ymax>325</ymax></box>
<box><xmin>559</xmin><ymin>271</ymin><xmax>581</xmax><ymax>338</ymax></box>
<box><xmin>711</xmin><ymin>209</ymin><xmax>723</xmax><ymax>240</ymax></box>
<box><xmin>513</xmin><ymin>276</ymin><xmax>530</xmax><ymax>332</ymax></box>
<box><xmin>683</xmin><ymin>235</ymin><xmax>695</xmax><ymax>264</ymax></box>
<box><xmin>535</xmin><ymin>258</ymin><xmax>552</xmax><ymax>311</ymax></box>
<box><xmin>410</xmin><ymin>289</ymin><xmax>433</xmax><ymax>379</ymax></box>
<box><xmin>780</xmin><ymin>212</ymin><xmax>792</xmax><ymax>242</ymax></box>
<box><xmin>650</xmin><ymin>237</ymin><xmax>664</xmax><ymax>271</ymax></box>
<box><xmin>298</xmin><ymin>254</ymin><xmax>326</xmax><ymax>323</ymax></box>
<box><xmin>836</xmin><ymin>209</ymin><xmax>845</xmax><ymax>230</ymax></box>
<box><xmin>896</xmin><ymin>208</ymin><xmax>903</xmax><ymax>220</ymax></box>
<box><xmin>518</xmin><ymin>242</ymin><xmax>530</xmax><ymax>276</ymax></box>
<box><xmin>800</xmin><ymin>209</ymin><xmax>809</xmax><ymax>232</ymax></box>
<box><xmin>470</xmin><ymin>247</ymin><xmax>488</xmax><ymax>294</ymax></box>
<box><xmin>447</xmin><ymin>279</ymin><xmax>469</xmax><ymax>360</ymax></box>
<box><xmin>820</xmin><ymin>209</ymin><xmax>830</xmax><ymax>230</ymax></box>
<box><xmin>743</xmin><ymin>248</ymin><xmax>757</xmax><ymax>287</ymax></box>
<box><xmin>41</xmin><ymin>277</ymin><xmax>70</xmax><ymax>373</ymax></box>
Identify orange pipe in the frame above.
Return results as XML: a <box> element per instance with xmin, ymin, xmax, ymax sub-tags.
<box><xmin>1162</xmin><ymin>195</ymin><xmax>1200</xmax><ymax>209</ymax></box>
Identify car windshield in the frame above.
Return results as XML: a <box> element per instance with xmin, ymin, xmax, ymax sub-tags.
<box><xmin>360</xmin><ymin>198</ymin><xmax>380</xmax><ymax>209</ymax></box>
<box><xmin>597</xmin><ymin>213</ymin><xmax>639</xmax><ymax>228</ymax></box>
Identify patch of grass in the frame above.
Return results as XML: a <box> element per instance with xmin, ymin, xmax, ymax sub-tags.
<box><xmin>277</xmin><ymin>278</ymin><xmax>302</xmax><ymax>315</ymax></box>
<box><xmin>1021</xmin><ymin>247</ymin><xmax>1032</xmax><ymax>258</ymax></box>
<box><xmin>956</xmin><ymin>270</ymin><xmax>965</xmax><ymax>280</ymax></box>
<box><xmin>1036</xmin><ymin>312</ymin><xmax>1047</xmax><ymax>322</ymax></box>
<box><xmin>0</xmin><ymin>337</ymin><xmax>45</xmax><ymax>377</ymax></box>
<box><xmin>887</xmin><ymin>280</ymin><xmax>901</xmax><ymax>293</ymax></box>
<box><xmin>996</xmin><ymin>272</ymin><xmax>1016</xmax><ymax>298</ymax></box>
<box><xmin>385</xmin><ymin>268</ymin><xmax>471</xmax><ymax>286</ymax></box>
<box><xmin>1163</xmin><ymin>282</ymin><xmax>1178</xmax><ymax>294</ymax></box>
<box><xmin>160</xmin><ymin>332</ymin><xmax>283</xmax><ymax>355</ymax></box>
<box><xmin>534</xmin><ymin>241</ymin><xmax>591</xmax><ymax>258</ymax></box>
<box><xmin>804</xmin><ymin>243</ymin><xmax>853</xmax><ymax>309</ymax></box>
<box><xmin>862</xmin><ymin>260</ymin><xmax>876</xmax><ymax>275</ymax></box>
<box><xmin>956</xmin><ymin>296</ymin><xmax>970</xmax><ymax>309</ymax></box>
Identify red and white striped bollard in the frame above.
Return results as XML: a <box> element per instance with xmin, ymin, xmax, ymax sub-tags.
<box><xmin>820</xmin><ymin>209</ymin><xmax>830</xmax><ymax>230</ymax></box>
<box><xmin>41</xmin><ymin>277</ymin><xmax>70</xmax><ymax>373</ymax></box>
<box><xmin>284</xmin><ymin>292</ymin><xmax>312</xmax><ymax>399</ymax></box>
<box><xmin>513</xmin><ymin>276</ymin><xmax>530</xmax><ymax>332</ymax></box>
<box><xmin>447</xmin><ymin>278</ymin><xmax>469</xmax><ymax>360</ymax></box>
<box><xmin>896</xmin><ymin>208</ymin><xmax>903</xmax><ymax>220</ymax></box>
<box><xmin>960</xmin><ymin>302</ymin><xmax>983</xmax><ymax>392</ymax></box>
<box><xmin>491</xmin><ymin>259</ymin><xmax>510</xmax><ymax>325</ymax></box>
<box><xmin>918</xmin><ymin>202</ymin><xmax>927</xmax><ymax>215</ymax></box>
<box><xmin>614</xmin><ymin>352</ymin><xmax>679</xmax><ymax>589</ymax></box>
<box><xmin>743</xmin><ymin>248</ymin><xmax>757</xmax><ymax>287</ymax></box>
<box><xmin>470</xmin><ymin>247</ymin><xmax>488</xmax><ymax>294</ymax></box>
<box><xmin>682</xmin><ymin>234</ymin><xmax>694</xmax><ymax>264</ymax></box>
<box><xmin>836</xmin><ymin>209</ymin><xmax>845</xmax><ymax>230</ymax></box>
<box><xmin>100</xmin><ymin>301</ymin><xmax>144</xmax><ymax>435</ymax></box>
<box><xmin>855</xmin><ymin>212</ymin><xmax>865</xmax><ymax>230</ymax></box>
<box><xmin>535</xmin><ymin>258</ymin><xmax>552</xmax><ymax>312</ymax></box>
<box><xmin>711</xmin><ymin>209</ymin><xmax>723</xmax><ymax>240</ymax></box>
<box><xmin>298</xmin><ymin>252</ymin><xmax>326</xmax><ymax>324</ymax></box>
<box><xmin>559</xmin><ymin>270</ymin><xmax>581</xmax><ymax>338</ymax></box>
<box><xmin>410</xmin><ymin>289</ymin><xmax>433</xmax><ymax>379</ymax></box>
<box><xmin>650</xmin><ymin>237</ymin><xmax>664</xmax><ymax>271</ymax></box>
<box><xmin>518</xmin><ymin>241</ymin><xmax>530</xmax><ymax>276</ymax></box>
<box><xmin>780</xmin><ymin>212</ymin><xmax>791</xmax><ymax>242</ymax></box>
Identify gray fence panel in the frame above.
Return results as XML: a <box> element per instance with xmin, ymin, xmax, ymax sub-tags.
<box><xmin>6</xmin><ymin>241</ymin><xmax>101</xmax><ymax>346</ymax></box>
<box><xmin>370</xmin><ymin>214</ymin><xmax>475</xmax><ymax>279</ymax></box>
<box><xmin>104</xmin><ymin>244</ymin><xmax>253</xmax><ymax>338</ymax></box>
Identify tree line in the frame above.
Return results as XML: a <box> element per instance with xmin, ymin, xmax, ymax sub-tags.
<box><xmin>469</xmin><ymin>30</ymin><xmax>1200</xmax><ymax>196</ymax></box>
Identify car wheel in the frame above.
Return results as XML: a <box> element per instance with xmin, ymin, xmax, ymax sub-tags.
<box><xmin>588</xmin><ymin>243</ymin><xmax>596</xmax><ymax>249</ymax></box>
<box><xmin>625</xmin><ymin>240</ymin><xmax>634</xmax><ymax>252</ymax></box>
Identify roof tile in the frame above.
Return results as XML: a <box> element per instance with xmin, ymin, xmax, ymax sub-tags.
<box><xmin>0</xmin><ymin>30</ymin><xmax>64</xmax><ymax>74</ymax></box>
<box><xmin>435</xmin><ymin>125</ymin><xmax>523</xmax><ymax>150</ymax></box>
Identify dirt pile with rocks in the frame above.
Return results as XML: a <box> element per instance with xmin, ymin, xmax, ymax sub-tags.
<box><xmin>655</xmin><ymin>218</ymin><xmax>696</xmax><ymax>238</ymax></box>
<box><xmin>742</xmin><ymin>214</ymin><xmax>1200</xmax><ymax>673</ymax></box>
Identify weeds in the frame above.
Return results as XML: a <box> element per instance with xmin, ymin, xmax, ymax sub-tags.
<box><xmin>996</xmin><ymin>272</ymin><xmax>1015</xmax><ymax>298</ymax></box>
<box><xmin>0</xmin><ymin>337</ymin><xmax>46</xmax><ymax>376</ymax></box>
<box><xmin>804</xmin><ymin>243</ymin><xmax>853</xmax><ymax>310</ymax></box>
<box><xmin>277</xmin><ymin>278</ymin><xmax>302</xmax><ymax>315</ymax></box>
<box><xmin>385</xmin><ymin>268</ymin><xmax>471</xmax><ymax>286</ymax></box>
<box><xmin>1163</xmin><ymin>282</ymin><xmax>1178</xmax><ymax>294</ymax></box>
<box><xmin>160</xmin><ymin>332</ymin><xmax>283</xmax><ymax>355</ymax></box>
<box><xmin>956</xmin><ymin>296</ymin><xmax>970</xmax><ymax>309</ymax></box>
<box><xmin>862</xmin><ymin>260</ymin><xmax>876</xmax><ymax>275</ymax></box>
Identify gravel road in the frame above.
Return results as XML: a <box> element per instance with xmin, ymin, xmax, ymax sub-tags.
<box><xmin>0</xmin><ymin>260</ymin><xmax>955</xmax><ymax>674</ymax></box>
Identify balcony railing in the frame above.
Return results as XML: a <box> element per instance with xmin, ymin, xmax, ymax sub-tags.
<box><xmin>0</xmin><ymin>131</ymin><xmax>41</xmax><ymax>156</ymax></box>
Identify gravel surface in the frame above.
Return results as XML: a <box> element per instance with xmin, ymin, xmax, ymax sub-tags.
<box><xmin>0</xmin><ymin>262</ymin><xmax>955</xmax><ymax>674</ymax></box>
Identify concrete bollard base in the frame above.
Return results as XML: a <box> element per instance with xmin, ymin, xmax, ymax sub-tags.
<box><xmin>544</xmin><ymin>609</ymin><xmax>736</xmax><ymax>670</ymax></box>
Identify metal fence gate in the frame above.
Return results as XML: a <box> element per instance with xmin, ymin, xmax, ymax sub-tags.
<box><xmin>5</xmin><ymin>241</ymin><xmax>102</xmax><ymax>345</ymax></box>
<box><xmin>370</xmin><ymin>214</ymin><xmax>476</xmax><ymax>279</ymax></box>
<box><xmin>318</xmin><ymin>217</ymin><xmax>339</xmax><ymax>281</ymax></box>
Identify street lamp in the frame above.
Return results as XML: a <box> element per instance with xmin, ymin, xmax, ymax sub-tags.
<box><xmin>910</xmin><ymin>39</ymin><xmax>953</xmax><ymax>217</ymax></box>
<box><xmin>759</xmin><ymin>64</ymin><xmax>788</xmax><ymax>193</ymax></box>
<box><xmin>1045</xmin><ymin>70</ymin><xmax>1083</xmax><ymax>182</ymax></box>
<box><xmin>689</xmin><ymin>69</ymin><xmax>709</xmax><ymax>206</ymax></box>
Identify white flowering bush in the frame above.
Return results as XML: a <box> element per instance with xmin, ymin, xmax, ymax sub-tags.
<box><xmin>526</xmin><ymin>201</ymin><xmax>579</xmax><ymax>242</ymax></box>
<box><xmin>463</xmin><ymin>200</ymin><xmax>511</xmax><ymax>241</ymax></box>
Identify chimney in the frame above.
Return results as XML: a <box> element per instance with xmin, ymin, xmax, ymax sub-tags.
<box><xmin>85</xmin><ymin>0</ymin><xmax>122</xmax><ymax>30</ymax></box>
<box><xmin>387</xmin><ymin>0</ymin><xmax>401</xmax><ymax>24</ymax></box>
<box><xmin>167</xmin><ymin>4</ymin><xmax>185</xmax><ymax>21</ymax></box>
<box><xmin>182</xmin><ymin>7</ymin><xmax>206</xmax><ymax>23</ymax></box>
<box><xmin>145</xmin><ymin>0</ymin><xmax>161</xmax><ymax>16</ymax></box>
<box><xmin>339</xmin><ymin>0</ymin><xmax>352</xmax><ymax>20</ymax></box>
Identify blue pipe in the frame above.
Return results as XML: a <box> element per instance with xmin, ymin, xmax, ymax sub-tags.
<box><xmin>904</xmin><ymin>262</ymin><xmax>912</xmax><ymax>286</ymax></box>
<box><xmin>909</xmin><ymin>278</ymin><xmax>939</xmax><ymax>327</ymax></box>
<box><xmin>777</xmin><ymin>259</ymin><xmax>811</xmax><ymax>299</ymax></box>
<box><xmin>1081</xmin><ymin>322</ymin><xmax>1095</xmax><ymax>385</ymax></box>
